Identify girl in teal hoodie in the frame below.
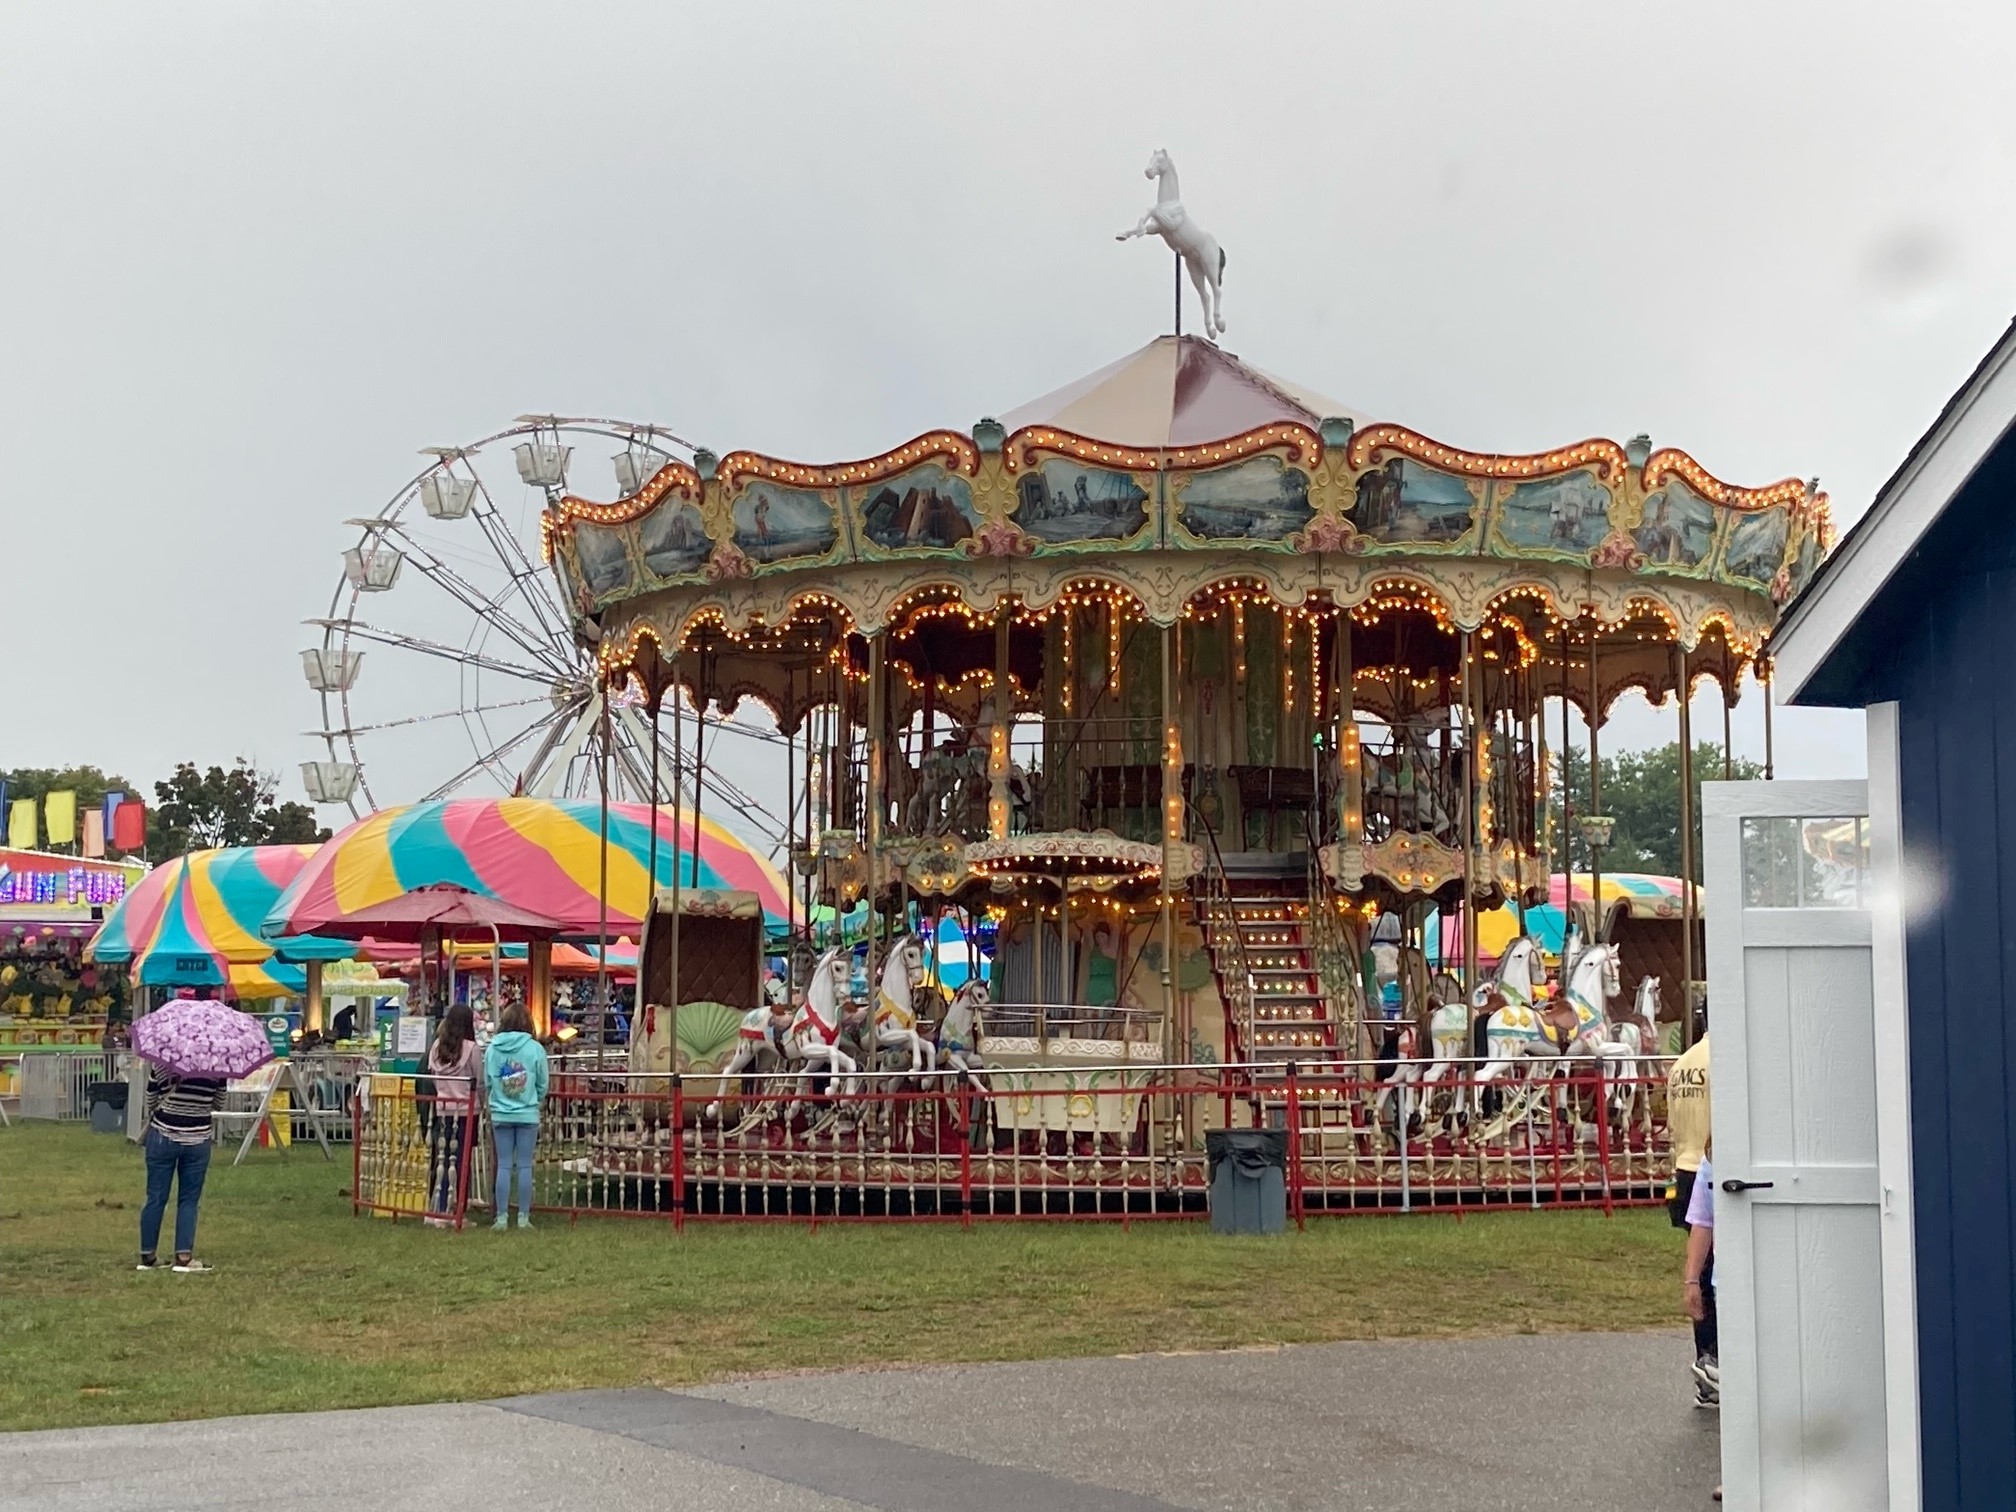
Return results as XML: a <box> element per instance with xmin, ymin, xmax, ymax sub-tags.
<box><xmin>484</xmin><ymin>1004</ymin><xmax>549</xmax><ymax>1229</ymax></box>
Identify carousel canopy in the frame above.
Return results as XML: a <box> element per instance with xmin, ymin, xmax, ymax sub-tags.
<box><xmin>999</xmin><ymin>335</ymin><xmax>1368</xmax><ymax>449</ymax></box>
<box><xmin>556</xmin><ymin>332</ymin><xmax>1831</xmax><ymax>732</ymax></box>
<box><xmin>263</xmin><ymin>798</ymin><xmax>793</xmax><ymax>942</ymax></box>
<box><xmin>88</xmin><ymin>845</ymin><xmax>354</xmax><ymax>990</ymax></box>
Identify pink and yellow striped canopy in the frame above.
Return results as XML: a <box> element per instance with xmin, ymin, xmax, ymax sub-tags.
<box><xmin>89</xmin><ymin>845</ymin><xmax>348</xmax><ymax>993</ymax></box>
<box><xmin>264</xmin><ymin>798</ymin><xmax>791</xmax><ymax>942</ymax></box>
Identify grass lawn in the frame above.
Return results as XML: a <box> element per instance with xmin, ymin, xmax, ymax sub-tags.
<box><xmin>0</xmin><ymin>1122</ymin><xmax>1680</xmax><ymax>1431</ymax></box>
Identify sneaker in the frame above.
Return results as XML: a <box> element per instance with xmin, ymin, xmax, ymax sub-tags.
<box><xmin>423</xmin><ymin>1216</ymin><xmax>449</xmax><ymax>1229</ymax></box>
<box><xmin>170</xmin><ymin>1258</ymin><xmax>213</xmax><ymax>1274</ymax></box>
<box><xmin>515</xmin><ymin>1213</ymin><xmax>534</xmax><ymax>1230</ymax></box>
<box><xmin>1692</xmin><ymin>1356</ymin><xmax>1720</xmax><ymax>1392</ymax></box>
<box><xmin>1693</xmin><ymin>1380</ymin><xmax>1721</xmax><ymax>1411</ymax></box>
<box><xmin>492</xmin><ymin>1215</ymin><xmax>510</xmax><ymax>1230</ymax></box>
<box><xmin>135</xmin><ymin>1256</ymin><xmax>160</xmax><ymax>1272</ymax></box>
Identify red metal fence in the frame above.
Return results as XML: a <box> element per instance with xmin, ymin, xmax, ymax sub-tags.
<box><xmin>353</xmin><ymin>1058</ymin><xmax>1676</xmax><ymax>1229</ymax></box>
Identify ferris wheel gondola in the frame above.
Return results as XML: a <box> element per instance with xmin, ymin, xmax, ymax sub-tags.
<box><xmin>303</xmin><ymin>417</ymin><xmax>790</xmax><ymax>855</ymax></box>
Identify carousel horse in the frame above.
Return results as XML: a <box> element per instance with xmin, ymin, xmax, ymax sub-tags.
<box><xmin>786</xmin><ymin>947</ymin><xmax>860</xmax><ymax>1105</ymax></box>
<box><xmin>938</xmin><ymin>977</ymin><xmax>989</xmax><ymax>1089</ymax></box>
<box><xmin>1475</xmin><ymin>940</ymin><xmax>1631</xmax><ymax>1115</ymax></box>
<box><xmin>870</xmin><ymin>934</ymin><xmax>936</xmax><ymax>1076</ymax></box>
<box><xmin>1117</xmin><ymin>148</ymin><xmax>1228</xmax><ymax>338</ymax></box>
<box><xmin>1372</xmin><ymin>964</ymin><xmax>1466</xmax><ymax>1137</ymax></box>
<box><xmin>703</xmin><ymin>1000</ymin><xmax>796</xmax><ymax>1122</ymax></box>
<box><xmin>1602</xmin><ymin>974</ymin><xmax>1661</xmax><ymax>1124</ymax></box>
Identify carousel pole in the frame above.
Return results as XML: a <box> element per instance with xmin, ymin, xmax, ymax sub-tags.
<box><xmin>647</xmin><ymin>668</ymin><xmax>663</xmax><ymax>930</ymax></box>
<box><xmin>596</xmin><ymin>686</ymin><xmax>612</xmax><ymax>1055</ymax></box>
<box><xmin>1159</xmin><ymin>621</ymin><xmax>1178</xmax><ymax>1059</ymax></box>
<box><xmin>1676</xmin><ymin>644</ymin><xmax>1698</xmax><ymax>1048</ymax></box>
<box><xmin>668</xmin><ymin>653</ymin><xmax>685</xmax><ymax>1066</ymax></box>
<box><xmin>687</xmin><ymin>652</ymin><xmax>708</xmax><ymax>889</ymax></box>
<box><xmin>1587</xmin><ymin>626</ymin><xmax>1603</xmax><ymax>949</ymax></box>
<box><xmin>866</xmin><ymin>632</ymin><xmax>886</xmax><ymax>996</ymax></box>
<box><xmin>990</xmin><ymin>602</ymin><xmax>1012</xmax><ymax>840</ymax></box>
<box><xmin>783</xmin><ymin>660</ymin><xmax>796</xmax><ymax>949</ymax></box>
<box><xmin>1558</xmin><ymin>625</ymin><xmax>1573</xmax><ymax>952</ymax></box>
<box><xmin>1763</xmin><ymin>659</ymin><xmax>1776</xmax><ymax>780</ymax></box>
<box><xmin>1459</xmin><ymin>629</ymin><xmax>1478</xmax><ymax>996</ymax></box>
<box><xmin>1722</xmin><ymin>680</ymin><xmax>1734</xmax><ymax>781</ymax></box>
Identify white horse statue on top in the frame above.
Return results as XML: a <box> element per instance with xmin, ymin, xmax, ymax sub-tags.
<box><xmin>786</xmin><ymin>947</ymin><xmax>860</xmax><ymax>1101</ymax></box>
<box><xmin>871</xmin><ymin>934</ymin><xmax>936</xmax><ymax>1076</ymax></box>
<box><xmin>1117</xmin><ymin>149</ymin><xmax>1228</xmax><ymax>339</ymax></box>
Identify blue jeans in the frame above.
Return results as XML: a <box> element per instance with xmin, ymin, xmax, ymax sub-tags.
<box><xmin>140</xmin><ymin>1130</ymin><xmax>212</xmax><ymax>1257</ymax></box>
<box><xmin>493</xmin><ymin>1121</ymin><xmax>538</xmax><ymax>1217</ymax></box>
<box><xmin>429</xmin><ymin>1114</ymin><xmax>468</xmax><ymax>1216</ymax></box>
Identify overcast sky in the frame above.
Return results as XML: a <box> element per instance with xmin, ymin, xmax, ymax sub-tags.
<box><xmin>7</xmin><ymin>1</ymin><xmax>2013</xmax><ymax>817</ymax></box>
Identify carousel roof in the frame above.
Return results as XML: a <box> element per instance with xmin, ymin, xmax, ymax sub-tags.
<box><xmin>998</xmin><ymin>335</ymin><xmax>1368</xmax><ymax>449</ymax></box>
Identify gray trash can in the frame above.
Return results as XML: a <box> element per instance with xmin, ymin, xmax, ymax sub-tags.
<box><xmin>87</xmin><ymin>1081</ymin><xmax>129</xmax><ymax>1135</ymax></box>
<box><xmin>1206</xmin><ymin>1128</ymin><xmax>1288</xmax><ymax>1235</ymax></box>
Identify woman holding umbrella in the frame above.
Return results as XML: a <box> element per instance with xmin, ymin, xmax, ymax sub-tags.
<box><xmin>131</xmin><ymin>996</ymin><xmax>278</xmax><ymax>1273</ymax></box>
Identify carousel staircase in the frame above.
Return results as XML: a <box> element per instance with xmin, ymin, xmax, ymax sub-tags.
<box><xmin>1200</xmin><ymin>894</ymin><xmax>1340</xmax><ymax>1066</ymax></box>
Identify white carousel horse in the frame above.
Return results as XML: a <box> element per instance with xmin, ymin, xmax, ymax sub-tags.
<box><xmin>786</xmin><ymin>947</ymin><xmax>860</xmax><ymax>1101</ymax></box>
<box><xmin>1372</xmin><ymin>964</ymin><xmax>1464</xmax><ymax>1135</ymax></box>
<box><xmin>938</xmin><ymin>977</ymin><xmax>989</xmax><ymax>1091</ymax></box>
<box><xmin>704</xmin><ymin>1001</ymin><xmax>796</xmax><ymax>1121</ymax></box>
<box><xmin>870</xmin><ymin>934</ymin><xmax>937</xmax><ymax>1076</ymax></box>
<box><xmin>1385</xmin><ymin>942</ymin><xmax>1543</xmax><ymax>1131</ymax></box>
<box><xmin>1475</xmin><ymin>941</ymin><xmax>1632</xmax><ymax>1113</ymax></box>
<box><xmin>1117</xmin><ymin>149</ymin><xmax>1228</xmax><ymax>338</ymax></box>
<box><xmin>1603</xmin><ymin>974</ymin><xmax>1661</xmax><ymax>1123</ymax></box>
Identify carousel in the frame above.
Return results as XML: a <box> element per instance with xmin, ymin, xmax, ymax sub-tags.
<box><xmin>514</xmin><ymin>166</ymin><xmax>1829</xmax><ymax>1213</ymax></box>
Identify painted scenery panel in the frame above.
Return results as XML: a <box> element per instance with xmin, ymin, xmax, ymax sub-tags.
<box><xmin>1351</xmin><ymin>458</ymin><xmax>1478</xmax><ymax>546</ymax></box>
<box><xmin>857</xmin><ymin>463</ymin><xmax>979</xmax><ymax>553</ymax></box>
<box><xmin>1173</xmin><ymin>456</ymin><xmax>1313</xmax><ymax>543</ymax></box>
<box><xmin>731</xmin><ymin>482</ymin><xmax>840</xmax><ymax>567</ymax></box>
<box><xmin>1012</xmin><ymin>460</ymin><xmax>1150</xmax><ymax>545</ymax></box>
<box><xmin>1724</xmin><ymin>507</ymin><xmax>1789</xmax><ymax>587</ymax></box>
<box><xmin>1785</xmin><ymin>528</ymin><xmax>1821</xmax><ymax>599</ymax></box>
<box><xmin>637</xmin><ymin>499</ymin><xmax>711</xmax><ymax>580</ymax></box>
<box><xmin>1496</xmin><ymin>471</ymin><xmax>1612</xmax><ymax>556</ymax></box>
<box><xmin>572</xmin><ymin>522</ymin><xmax>636</xmax><ymax>599</ymax></box>
<box><xmin>1634</xmin><ymin>481</ymin><xmax>1717</xmax><ymax>570</ymax></box>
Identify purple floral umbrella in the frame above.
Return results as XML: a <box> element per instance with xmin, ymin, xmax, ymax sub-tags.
<box><xmin>131</xmin><ymin>999</ymin><xmax>275</xmax><ymax>1080</ymax></box>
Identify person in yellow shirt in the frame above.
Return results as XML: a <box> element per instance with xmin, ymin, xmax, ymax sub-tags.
<box><xmin>1667</xmin><ymin>1029</ymin><xmax>1714</xmax><ymax>1407</ymax></box>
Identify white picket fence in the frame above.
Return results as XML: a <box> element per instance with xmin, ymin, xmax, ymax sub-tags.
<box><xmin>8</xmin><ymin>1052</ymin><xmax>120</xmax><ymax>1121</ymax></box>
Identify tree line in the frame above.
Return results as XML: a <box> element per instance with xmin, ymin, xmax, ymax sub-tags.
<box><xmin>0</xmin><ymin>759</ymin><xmax>329</xmax><ymax>862</ymax></box>
<box><xmin>1546</xmin><ymin>739</ymin><xmax>1763</xmax><ymax>880</ymax></box>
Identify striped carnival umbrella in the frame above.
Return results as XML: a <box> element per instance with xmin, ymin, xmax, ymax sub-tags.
<box><xmin>263</xmin><ymin>798</ymin><xmax>793</xmax><ymax>944</ymax></box>
<box><xmin>1546</xmin><ymin>872</ymin><xmax>1700</xmax><ymax>921</ymax></box>
<box><xmin>89</xmin><ymin>846</ymin><xmax>350</xmax><ymax>991</ymax></box>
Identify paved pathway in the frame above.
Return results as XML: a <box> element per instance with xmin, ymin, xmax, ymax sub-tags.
<box><xmin>0</xmin><ymin>1331</ymin><xmax>1719</xmax><ymax>1511</ymax></box>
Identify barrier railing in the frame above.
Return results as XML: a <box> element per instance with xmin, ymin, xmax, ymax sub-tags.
<box><xmin>353</xmin><ymin>1055</ymin><xmax>1675</xmax><ymax>1227</ymax></box>
<box><xmin>11</xmin><ymin>1051</ymin><xmax>120</xmax><ymax>1120</ymax></box>
<box><xmin>352</xmin><ymin>1076</ymin><xmax>480</xmax><ymax>1226</ymax></box>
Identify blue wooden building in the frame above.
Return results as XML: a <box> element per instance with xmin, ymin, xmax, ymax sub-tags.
<box><xmin>1772</xmin><ymin>318</ymin><xmax>2016</xmax><ymax>1511</ymax></box>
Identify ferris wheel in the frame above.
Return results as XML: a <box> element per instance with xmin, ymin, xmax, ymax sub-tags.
<box><xmin>300</xmin><ymin>416</ymin><xmax>788</xmax><ymax>851</ymax></box>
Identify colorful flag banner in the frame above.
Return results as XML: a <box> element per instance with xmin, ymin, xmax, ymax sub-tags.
<box><xmin>44</xmin><ymin>790</ymin><xmax>78</xmax><ymax>846</ymax></box>
<box><xmin>103</xmin><ymin>792</ymin><xmax>124</xmax><ymax>841</ymax></box>
<box><xmin>7</xmin><ymin>798</ymin><xmax>36</xmax><ymax>850</ymax></box>
<box><xmin>112</xmin><ymin>799</ymin><xmax>147</xmax><ymax>853</ymax></box>
<box><xmin>83</xmin><ymin>809</ymin><xmax>106</xmax><ymax>858</ymax></box>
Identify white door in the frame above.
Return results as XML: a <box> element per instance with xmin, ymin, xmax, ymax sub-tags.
<box><xmin>1704</xmin><ymin>779</ymin><xmax>1888</xmax><ymax>1511</ymax></box>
